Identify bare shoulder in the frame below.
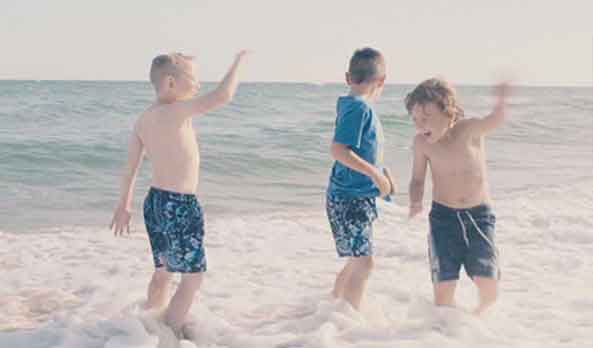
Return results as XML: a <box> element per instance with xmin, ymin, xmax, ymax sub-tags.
<box><xmin>454</xmin><ymin>118</ymin><xmax>481</xmax><ymax>136</ymax></box>
<box><xmin>454</xmin><ymin>118</ymin><xmax>485</xmax><ymax>146</ymax></box>
<box><xmin>455</xmin><ymin>118</ymin><xmax>476</xmax><ymax>131</ymax></box>
<box><xmin>135</xmin><ymin>107</ymin><xmax>153</xmax><ymax>128</ymax></box>
<box><xmin>134</xmin><ymin>105</ymin><xmax>161</xmax><ymax>136</ymax></box>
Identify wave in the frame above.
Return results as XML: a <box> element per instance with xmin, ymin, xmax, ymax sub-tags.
<box><xmin>1</xmin><ymin>179</ymin><xmax>592</xmax><ymax>347</ymax></box>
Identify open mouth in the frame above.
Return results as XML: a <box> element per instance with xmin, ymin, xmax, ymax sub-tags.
<box><xmin>416</xmin><ymin>128</ymin><xmax>432</xmax><ymax>137</ymax></box>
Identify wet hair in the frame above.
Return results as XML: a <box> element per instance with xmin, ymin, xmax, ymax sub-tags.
<box><xmin>348</xmin><ymin>47</ymin><xmax>386</xmax><ymax>84</ymax></box>
<box><xmin>149</xmin><ymin>53</ymin><xmax>183</xmax><ymax>88</ymax></box>
<box><xmin>405</xmin><ymin>77</ymin><xmax>464</xmax><ymax>121</ymax></box>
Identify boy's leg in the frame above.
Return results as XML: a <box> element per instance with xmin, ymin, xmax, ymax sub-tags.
<box><xmin>326</xmin><ymin>195</ymin><xmax>376</xmax><ymax>310</ymax></box>
<box><xmin>332</xmin><ymin>257</ymin><xmax>354</xmax><ymax>298</ymax></box>
<box><xmin>144</xmin><ymin>188</ymin><xmax>173</xmax><ymax>310</ymax></box>
<box><xmin>472</xmin><ymin>276</ymin><xmax>498</xmax><ymax>315</ymax></box>
<box><xmin>154</xmin><ymin>193</ymin><xmax>207</xmax><ymax>333</ymax></box>
<box><xmin>342</xmin><ymin>255</ymin><xmax>374</xmax><ymax>310</ymax></box>
<box><xmin>164</xmin><ymin>273</ymin><xmax>203</xmax><ymax>332</ymax></box>
<box><xmin>433</xmin><ymin>280</ymin><xmax>457</xmax><ymax>307</ymax></box>
<box><xmin>464</xmin><ymin>206</ymin><xmax>499</xmax><ymax>315</ymax></box>
<box><xmin>146</xmin><ymin>267</ymin><xmax>173</xmax><ymax>309</ymax></box>
<box><xmin>428</xmin><ymin>202</ymin><xmax>465</xmax><ymax>308</ymax></box>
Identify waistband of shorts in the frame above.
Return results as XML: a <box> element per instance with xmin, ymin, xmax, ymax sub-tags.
<box><xmin>431</xmin><ymin>201</ymin><xmax>492</xmax><ymax>215</ymax></box>
<box><xmin>148</xmin><ymin>187</ymin><xmax>197</xmax><ymax>202</ymax></box>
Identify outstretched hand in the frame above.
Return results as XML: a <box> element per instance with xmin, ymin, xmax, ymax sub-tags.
<box><xmin>110</xmin><ymin>205</ymin><xmax>131</xmax><ymax>237</ymax></box>
<box><xmin>495</xmin><ymin>81</ymin><xmax>512</xmax><ymax>102</ymax></box>
<box><xmin>235</xmin><ymin>50</ymin><xmax>251</xmax><ymax>62</ymax></box>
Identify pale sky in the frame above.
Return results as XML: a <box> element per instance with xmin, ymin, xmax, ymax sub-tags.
<box><xmin>1</xmin><ymin>0</ymin><xmax>591</xmax><ymax>86</ymax></box>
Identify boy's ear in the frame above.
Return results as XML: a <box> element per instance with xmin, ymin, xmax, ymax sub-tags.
<box><xmin>345</xmin><ymin>72</ymin><xmax>352</xmax><ymax>85</ymax></box>
<box><xmin>377</xmin><ymin>75</ymin><xmax>386</xmax><ymax>87</ymax></box>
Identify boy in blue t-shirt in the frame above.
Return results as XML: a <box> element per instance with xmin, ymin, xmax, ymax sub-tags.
<box><xmin>326</xmin><ymin>47</ymin><xmax>395</xmax><ymax>310</ymax></box>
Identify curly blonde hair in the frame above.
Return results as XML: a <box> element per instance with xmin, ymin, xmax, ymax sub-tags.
<box><xmin>405</xmin><ymin>78</ymin><xmax>464</xmax><ymax>122</ymax></box>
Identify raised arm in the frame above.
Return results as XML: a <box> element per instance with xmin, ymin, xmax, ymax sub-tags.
<box><xmin>173</xmin><ymin>50</ymin><xmax>249</xmax><ymax>118</ymax></box>
<box><xmin>110</xmin><ymin>125</ymin><xmax>145</xmax><ymax>236</ymax></box>
<box><xmin>466</xmin><ymin>82</ymin><xmax>510</xmax><ymax>135</ymax></box>
<box><xmin>408</xmin><ymin>135</ymin><xmax>428</xmax><ymax>218</ymax></box>
<box><xmin>330</xmin><ymin>142</ymin><xmax>391</xmax><ymax>197</ymax></box>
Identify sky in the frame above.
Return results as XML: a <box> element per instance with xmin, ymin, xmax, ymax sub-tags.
<box><xmin>0</xmin><ymin>0</ymin><xmax>591</xmax><ymax>86</ymax></box>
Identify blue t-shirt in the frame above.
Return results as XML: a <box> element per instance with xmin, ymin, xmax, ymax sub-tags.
<box><xmin>327</xmin><ymin>95</ymin><xmax>385</xmax><ymax>198</ymax></box>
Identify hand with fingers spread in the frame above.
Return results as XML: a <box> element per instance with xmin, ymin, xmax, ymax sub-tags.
<box><xmin>110</xmin><ymin>205</ymin><xmax>132</xmax><ymax>236</ymax></box>
<box><xmin>495</xmin><ymin>81</ymin><xmax>512</xmax><ymax>106</ymax></box>
<box><xmin>235</xmin><ymin>49</ymin><xmax>251</xmax><ymax>62</ymax></box>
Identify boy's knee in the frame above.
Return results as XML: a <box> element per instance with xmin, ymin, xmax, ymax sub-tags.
<box><xmin>352</xmin><ymin>256</ymin><xmax>374</xmax><ymax>274</ymax></box>
<box><xmin>152</xmin><ymin>269</ymin><xmax>172</xmax><ymax>285</ymax></box>
<box><xmin>483</xmin><ymin>287</ymin><xmax>498</xmax><ymax>303</ymax></box>
<box><xmin>475</xmin><ymin>278</ymin><xmax>498</xmax><ymax>302</ymax></box>
<box><xmin>180</xmin><ymin>273</ymin><xmax>203</xmax><ymax>289</ymax></box>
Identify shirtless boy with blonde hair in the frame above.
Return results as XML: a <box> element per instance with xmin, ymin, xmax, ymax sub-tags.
<box><xmin>110</xmin><ymin>50</ymin><xmax>248</xmax><ymax>333</ymax></box>
<box><xmin>406</xmin><ymin>78</ymin><xmax>509</xmax><ymax>315</ymax></box>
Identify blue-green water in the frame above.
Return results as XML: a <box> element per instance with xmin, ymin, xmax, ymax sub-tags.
<box><xmin>1</xmin><ymin>81</ymin><xmax>591</xmax><ymax>230</ymax></box>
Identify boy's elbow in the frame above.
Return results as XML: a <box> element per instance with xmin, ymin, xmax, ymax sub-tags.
<box><xmin>221</xmin><ymin>90</ymin><xmax>233</xmax><ymax>104</ymax></box>
<box><xmin>489</xmin><ymin>108</ymin><xmax>506</xmax><ymax>128</ymax></box>
<box><xmin>217</xmin><ymin>88</ymin><xmax>234</xmax><ymax>104</ymax></box>
<box><xmin>330</xmin><ymin>142</ymin><xmax>343</xmax><ymax>160</ymax></box>
<box><xmin>211</xmin><ymin>88</ymin><xmax>233</xmax><ymax>106</ymax></box>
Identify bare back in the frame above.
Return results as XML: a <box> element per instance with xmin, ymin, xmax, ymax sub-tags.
<box><xmin>136</xmin><ymin>104</ymin><xmax>200</xmax><ymax>194</ymax></box>
<box><xmin>420</xmin><ymin>120</ymin><xmax>491</xmax><ymax>208</ymax></box>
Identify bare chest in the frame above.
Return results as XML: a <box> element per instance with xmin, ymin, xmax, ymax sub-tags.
<box><xmin>425</xmin><ymin>137</ymin><xmax>484</xmax><ymax>176</ymax></box>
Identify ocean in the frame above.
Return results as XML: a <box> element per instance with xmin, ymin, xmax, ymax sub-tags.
<box><xmin>1</xmin><ymin>81</ymin><xmax>592</xmax><ymax>347</ymax></box>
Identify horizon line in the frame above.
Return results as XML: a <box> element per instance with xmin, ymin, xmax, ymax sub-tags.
<box><xmin>0</xmin><ymin>78</ymin><xmax>591</xmax><ymax>88</ymax></box>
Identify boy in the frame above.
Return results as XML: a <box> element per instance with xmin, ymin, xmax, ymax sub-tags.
<box><xmin>406</xmin><ymin>77</ymin><xmax>509</xmax><ymax>315</ymax></box>
<box><xmin>109</xmin><ymin>50</ymin><xmax>249</xmax><ymax>334</ymax></box>
<box><xmin>326</xmin><ymin>47</ymin><xmax>394</xmax><ymax>311</ymax></box>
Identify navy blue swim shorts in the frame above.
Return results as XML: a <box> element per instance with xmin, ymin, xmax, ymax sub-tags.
<box><xmin>428</xmin><ymin>201</ymin><xmax>499</xmax><ymax>282</ymax></box>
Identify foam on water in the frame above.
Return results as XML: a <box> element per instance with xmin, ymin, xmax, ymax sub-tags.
<box><xmin>1</xmin><ymin>179</ymin><xmax>592</xmax><ymax>347</ymax></box>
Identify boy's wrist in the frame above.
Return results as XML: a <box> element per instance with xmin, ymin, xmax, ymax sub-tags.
<box><xmin>118</xmin><ymin>201</ymin><xmax>132</xmax><ymax>211</ymax></box>
<box><xmin>368</xmin><ymin>166</ymin><xmax>382</xmax><ymax>179</ymax></box>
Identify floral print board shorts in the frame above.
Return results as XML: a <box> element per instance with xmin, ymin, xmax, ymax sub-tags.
<box><xmin>143</xmin><ymin>187</ymin><xmax>207</xmax><ymax>273</ymax></box>
<box><xmin>326</xmin><ymin>194</ymin><xmax>378</xmax><ymax>257</ymax></box>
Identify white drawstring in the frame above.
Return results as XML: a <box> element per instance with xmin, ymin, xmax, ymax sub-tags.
<box><xmin>456</xmin><ymin>211</ymin><xmax>470</xmax><ymax>247</ymax></box>
<box><xmin>456</xmin><ymin>210</ymin><xmax>497</xmax><ymax>255</ymax></box>
<box><xmin>465</xmin><ymin>211</ymin><xmax>498</xmax><ymax>260</ymax></box>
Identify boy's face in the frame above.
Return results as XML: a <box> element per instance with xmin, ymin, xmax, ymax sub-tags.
<box><xmin>171</xmin><ymin>56</ymin><xmax>200</xmax><ymax>99</ymax></box>
<box><xmin>157</xmin><ymin>54</ymin><xmax>200</xmax><ymax>101</ymax></box>
<box><xmin>411</xmin><ymin>102</ymin><xmax>452</xmax><ymax>144</ymax></box>
<box><xmin>370</xmin><ymin>75</ymin><xmax>386</xmax><ymax>99</ymax></box>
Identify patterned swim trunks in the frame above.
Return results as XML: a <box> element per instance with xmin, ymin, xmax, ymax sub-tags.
<box><xmin>143</xmin><ymin>187</ymin><xmax>207</xmax><ymax>273</ymax></box>
<box><xmin>326</xmin><ymin>194</ymin><xmax>378</xmax><ymax>257</ymax></box>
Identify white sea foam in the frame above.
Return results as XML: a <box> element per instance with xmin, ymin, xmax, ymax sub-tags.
<box><xmin>1</xmin><ymin>180</ymin><xmax>592</xmax><ymax>347</ymax></box>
